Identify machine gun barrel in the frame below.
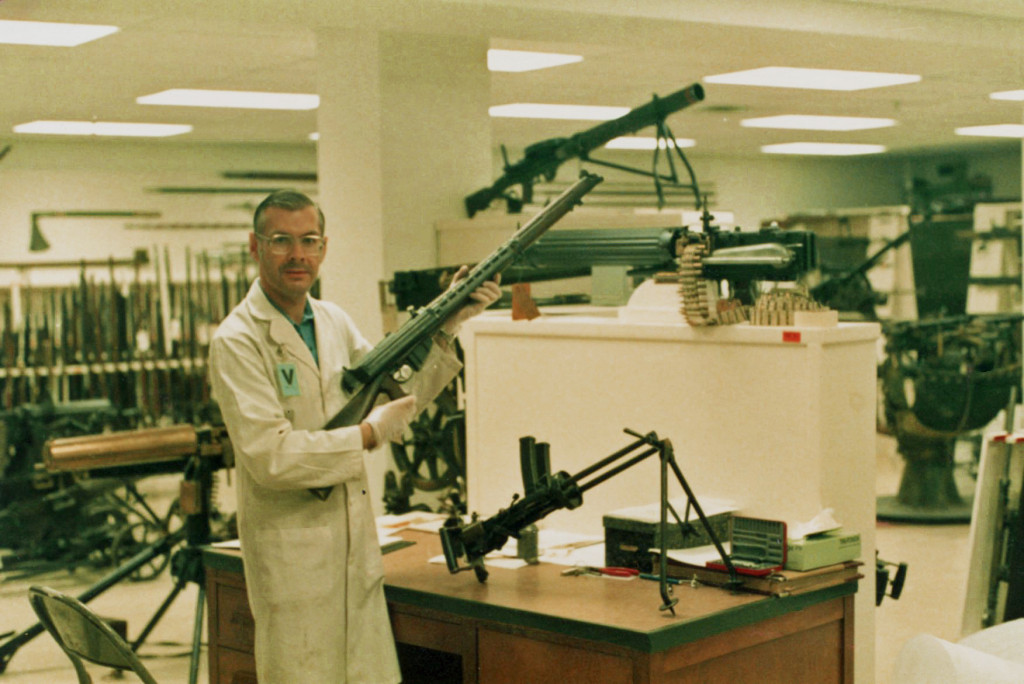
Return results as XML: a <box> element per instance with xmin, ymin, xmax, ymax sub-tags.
<box><xmin>325</xmin><ymin>171</ymin><xmax>603</xmax><ymax>434</ymax></box>
<box><xmin>465</xmin><ymin>84</ymin><xmax>704</xmax><ymax>216</ymax></box>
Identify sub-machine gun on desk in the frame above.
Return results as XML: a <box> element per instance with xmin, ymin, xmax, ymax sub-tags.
<box><xmin>311</xmin><ymin>171</ymin><xmax>604</xmax><ymax>501</ymax></box>
<box><xmin>465</xmin><ymin>84</ymin><xmax>705</xmax><ymax>216</ymax></box>
<box><xmin>439</xmin><ymin>428</ymin><xmax>737</xmax><ymax>616</ymax></box>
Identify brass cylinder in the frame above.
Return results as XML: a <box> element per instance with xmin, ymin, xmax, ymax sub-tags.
<box><xmin>44</xmin><ymin>424</ymin><xmax>198</xmax><ymax>472</ymax></box>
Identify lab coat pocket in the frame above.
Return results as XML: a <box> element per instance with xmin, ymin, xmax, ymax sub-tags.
<box><xmin>252</xmin><ymin>526</ymin><xmax>333</xmax><ymax>606</ymax></box>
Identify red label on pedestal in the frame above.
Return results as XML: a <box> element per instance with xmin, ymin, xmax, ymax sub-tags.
<box><xmin>782</xmin><ymin>331</ymin><xmax>801</xmax><ymax>343</ymax></box>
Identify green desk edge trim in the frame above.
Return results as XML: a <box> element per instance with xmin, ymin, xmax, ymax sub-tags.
<box><xmin>200</xmin><ymin>548</ymin><xmax>856</xmax><ymax>654</ymax></box>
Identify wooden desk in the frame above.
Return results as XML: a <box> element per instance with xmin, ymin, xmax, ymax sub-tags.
<box><xmin>202</xmin><ymin>531</ymin><xmax>855</xmax><ymax>684</ymax></box>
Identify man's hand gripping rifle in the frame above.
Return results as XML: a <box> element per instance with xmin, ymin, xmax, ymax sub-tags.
<box><xmin>310</xmin><ymin>171</ymin><xmax>604</xmax><ymax>500</ymax></box>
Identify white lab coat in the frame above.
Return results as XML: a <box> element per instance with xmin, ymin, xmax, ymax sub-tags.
<box><xmin>208</xmin><ymin>280</ymin><xmax>460</xmax><ymax>684</ymax></box>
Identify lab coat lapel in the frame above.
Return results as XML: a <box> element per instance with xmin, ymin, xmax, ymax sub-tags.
<box><xmin>246</xmin><ymin>281</ymin><xmax>320</xmax><ymax>376</ymax></box>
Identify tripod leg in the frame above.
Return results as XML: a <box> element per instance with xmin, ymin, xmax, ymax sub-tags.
<box><xmin>0</xmin><ymin>529</ymin><xmax>182</xmax><ymax>673</ymax></box>
<box><xmin>189</xmin><ymin>584</ymin><xmax>205</xmax><ymax>684</ymax></box>
<box><xmin>131</xmin><ymin>574</ymin><xmax>187</xmax><ymax>651</ymax></box>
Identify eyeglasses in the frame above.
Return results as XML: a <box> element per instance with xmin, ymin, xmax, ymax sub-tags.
<box><xmin>255</xmin><ymin>232</ymin><xmax>325</xmax><ymax>256</ymax></box>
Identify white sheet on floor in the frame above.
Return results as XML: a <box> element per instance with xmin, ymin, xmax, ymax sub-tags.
<box><xmin>893</xmin><ymin>619</ymin><xmax>1024</xmax><ymax>684</ymax></box>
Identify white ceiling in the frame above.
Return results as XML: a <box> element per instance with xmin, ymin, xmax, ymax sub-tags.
<box><xmin>1</xmin><ymin>0</ymin><xmax>1023</xmax><ymax>161</ymax></box>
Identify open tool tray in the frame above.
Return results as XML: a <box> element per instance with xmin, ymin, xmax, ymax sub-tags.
<box><xmin>706</xmin><ymin>516</ymin><xmax>787</xmax><ymax>577</ymax></box>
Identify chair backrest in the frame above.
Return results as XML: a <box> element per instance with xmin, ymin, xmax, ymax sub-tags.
<box><xmin>28</xmin><ymin>585</ymin><xmax>158</xmax><ymax>684</ymax></box>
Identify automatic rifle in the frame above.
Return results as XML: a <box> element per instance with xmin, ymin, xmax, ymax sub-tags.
<box><xmin>311</xmin><ymin>171</ymin><xmax>604</xmax><ymax>500</ymax></box>
<box><xmin>465</xmin><ymin>84</ymin><xmax>705</xmax><ymax>217</ymax></box>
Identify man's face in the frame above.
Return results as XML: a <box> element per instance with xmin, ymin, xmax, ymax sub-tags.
<box><xmin>249</xmin><ymin>205</ymin><xmax>327</xmax><ymax>305</ymax></box>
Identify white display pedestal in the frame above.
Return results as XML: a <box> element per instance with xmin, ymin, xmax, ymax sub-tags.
<box><xmin>461</xmin><ymin>294</ymin><xmax>879</xmax><ymax>683</ymax></box>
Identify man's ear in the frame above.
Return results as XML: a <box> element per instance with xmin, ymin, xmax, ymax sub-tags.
<box><xmin>249</xmin><ymin>232</ymin><xmax>259</xmax><ymax>260</ymax></box>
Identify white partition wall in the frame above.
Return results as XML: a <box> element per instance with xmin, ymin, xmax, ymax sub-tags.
<box><xmin>462</xmin><ymin>306</ymin><xmax>880</xmax><ymax>683</ymax></box>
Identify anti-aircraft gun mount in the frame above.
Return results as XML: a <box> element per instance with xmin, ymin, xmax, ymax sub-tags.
<box><xmin>439</xmin><ymin>429</ymin><xmax>737</xmax><ymax>616</ymax></box>
<box><xmin>878</xmin><ymin>313</ymin><xmax>1023</xmax><ymax>522</ymax></box>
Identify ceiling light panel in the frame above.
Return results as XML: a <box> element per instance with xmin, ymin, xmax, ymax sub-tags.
<box><xmin>761</xmin><ymin>142</ymin><xmax>887</xmax><ymax>156</ymax></box>
<box><xmin>955</xmin><ymin>124</ymin><xmax>1024</xmax><ymax>138</ymax></box>
<box><xmin>488</xmin><ymin>49</ymin><xmax>582</xmax><ymax>72</ymax></box>
<box><xmin>741</xmin><ymin>115</ymin><xmax>896</xmax><ymax>131</ymax></box>
<box><xmin>705</xmin><ymin>67</ymin><xmax>921</xmax><ymax>91</ymax></box>
<box><xmin>489</xmin><ymin>103</ymin><xmax>629</xmax><ymax>120</ymax></box>
<box><xmin>0</xmin><ymin>20</ymin><xmax>119</xmax><ymax>46</ymax></box>
<box><xmin>605</xmin><ymin>137</ymin><xmax>695</xmax><ymax>150</ymax></box>
<box><xmin>14</xmin><ymin>121</ymin><xmax>192</xmax><ymax>137</ymax></box>
<box><xmin>137</xmin><ymin>89</ymin><xmax>319</xmax><ymax>110</ymax></box>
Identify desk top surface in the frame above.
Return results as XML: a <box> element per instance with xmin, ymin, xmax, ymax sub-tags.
<box><xmin>203</xmin><ymin>530</ymin><xmax>855</xmax><ymax>653</ymax></box>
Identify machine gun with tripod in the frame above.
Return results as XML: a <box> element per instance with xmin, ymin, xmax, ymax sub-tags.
<box><xmin>439</xmin><ymin>428</ymin><xmax>737</xmax><ymax>616</ymax></box>
<box><xmin>0</xmin><ymin>423</ymin><xmax>232</xmax><ymax>683</ymax></box>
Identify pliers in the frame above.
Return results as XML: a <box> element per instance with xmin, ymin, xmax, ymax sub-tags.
<box><xmin>561</xmin><ymin>565</ymin><xmax>640</xmax><ymax>578</ymax></box>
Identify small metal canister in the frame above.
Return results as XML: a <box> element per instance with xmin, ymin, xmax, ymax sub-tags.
<box><xmin>517</xmin><ymin>524</ymin><xmax>539</xmax><ymax>564</ymax></box>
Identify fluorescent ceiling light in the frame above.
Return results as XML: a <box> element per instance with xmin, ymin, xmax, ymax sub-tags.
<box><xmin>0</xmin><ymin>19</ymin><xmax>118</xmax><ymax>46</ymax></box>
<box><xmin>489</xmin><ymin>103</ymin><xmax>629</xmax><ymax>120</ymax></box>
<box><xmin>990</xmin><ymin>90</ymin><xmax>1024</xmax><ymax>102</ymax></box>
<box><xmin>705</xmin><ymin>67</ymin><xmax>920</xmax><ymax>91</ymax></box>
<box><xmin>137</xmin><ymin>89</ymin><xmax>319</xmax><ymax>110</ymax></box>
<box><xmin>14</xmin><ymin>121</ymin><xmax>192</xmax><ymax>137</ymax></box>
<box><xmin>605</xmin><ymin>137</ymin><xmax>695</xmax><ymax>150</ymax></box>
<box><xmin>742</xmin><ymin>115</ymin><xmax>896</xmax><ymax>131</ymax></box>
<box><xmin>488</xmin><ymin>49</ymin><xmax>582</xmax><ymax>72</ymax></box>
<box><xmin>955</xmin><ymin>124</ymin><xmax>1024</xmax><ymax>138</ymax></box>
<box><xmin>761</xmin><ymin>142</ymin><xmax>887</xmax><ymax>156</ymax></box>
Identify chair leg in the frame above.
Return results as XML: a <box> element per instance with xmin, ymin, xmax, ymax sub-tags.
<box><xmin>69</xmin><ymin>653</ymin><xmax>94</xmax><ymax>684</ymax></box>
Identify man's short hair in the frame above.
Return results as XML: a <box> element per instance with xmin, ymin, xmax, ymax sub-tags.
<box><xmin>253</xmin><ymin>190</ymin><xmax>325</xmax><ymax>235</ymax></box>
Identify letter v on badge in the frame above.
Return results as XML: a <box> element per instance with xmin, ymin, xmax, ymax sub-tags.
<box><xmin>276</xmin><ymin>362</ymin><xmax>301</xmax><ymax>397</ymax></box>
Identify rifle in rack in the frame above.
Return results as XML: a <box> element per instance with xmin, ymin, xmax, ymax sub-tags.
<box><xmin>465</xmin><ymin>84</ymin><xmax>705</xmax><ymax>217</ymax></box>
<box><xmin>310</xmin><ymin>171</ymin><xmax>604</xmax><ymax>500</ymax></box>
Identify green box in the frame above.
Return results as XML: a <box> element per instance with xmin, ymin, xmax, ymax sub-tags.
<box><xmin>785</xmin><ymin>529</ymin><xmax>861</xmax><ymax>571</ymax></box>
<box><xmin>603</xmin><ymin>498</ymin><xmax>734</xmax><ymax>572</ymax></box>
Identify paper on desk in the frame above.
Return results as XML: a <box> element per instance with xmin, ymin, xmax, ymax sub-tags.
<box><xmin>606</xmin><ymin>496</ymin><xmax>738</xmax><ymax>523</ymax></box>
<box><xmin>428</xmin><ymin>553</ymin><xmax>529</xmax><ymax>570</ymax></box>
<box><xmin>497</xmin><ymin>529</ymin><xmax>603</xmax><ymax>559</ymax></box>
<box><xmin>788</xmin><ymin>508</ymin><xmax>842</xmax><ymax>540</ymax></box>
<box><xmin>663</xmin><ymin>543</ymin><xmax>732</xmax><ymax>566</ymax></box>
<box><xmin>377</xmin><ymin>511</ymin><xmax>448</xmax><ymax>531</ymax></box>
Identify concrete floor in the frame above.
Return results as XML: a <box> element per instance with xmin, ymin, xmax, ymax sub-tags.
<box><xmin>0</xmin><ymin>435</ymin><xmax>978</xmax><ymax>683</ymax></box>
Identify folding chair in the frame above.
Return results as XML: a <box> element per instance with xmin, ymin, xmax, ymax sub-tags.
<box><xmin>27</xmin><ymin>585</ymin><xmax>158</xmax><ymax>684</ymax></box>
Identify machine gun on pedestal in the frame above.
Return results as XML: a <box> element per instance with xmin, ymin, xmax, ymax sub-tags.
<box><xmin>393</xmin><ymin>211</ymin><xmax>818</xmax><ymax>320</ymax></box>
<box><xmin>0</xmin><ymin>424</ymin><xmax>232</xmax><ymax>681</ymax></box>
<box><xmin>439</xmin><ymin>429</ymin><xmax>737</xmax><ymax>616</ymax></box>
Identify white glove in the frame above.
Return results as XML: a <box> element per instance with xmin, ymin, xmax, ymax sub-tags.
<box><xmin>441</xmin><ymin>266</ymin><xmax>502</xmax><ymax>336</ymax></box>
<box><xmin>365</xmin><ymin>395</ymin><xmax>417</xmax><ymax>446</ymax></box>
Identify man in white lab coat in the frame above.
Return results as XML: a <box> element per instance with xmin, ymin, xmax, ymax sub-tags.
<box><xmin>208</xmin><ymin>190</ymin><xmax>499</xmax><ymax>683</ymax></box>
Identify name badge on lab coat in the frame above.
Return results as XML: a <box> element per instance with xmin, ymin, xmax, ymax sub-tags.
<box><xmin>276</xmin><ymin>362</ymin><xmax>301</xmax><ymax>397</ymax></box>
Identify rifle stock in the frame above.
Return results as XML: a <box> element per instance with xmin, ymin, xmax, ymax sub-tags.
<box><xmin>310</xmin><ymin>171</ymin><xmax>603</xmax><ymax>500</ymax></box>
<box><xmin>466</xmin><ymin>84</ymin><xmax>704</xmax><ymax>216</ymax></box>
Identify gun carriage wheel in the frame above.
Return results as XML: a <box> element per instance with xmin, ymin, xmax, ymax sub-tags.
<box><xmin>390</xmin><ymin>385</ymin><xmax>465</xmax><ymax>495</ymax></box>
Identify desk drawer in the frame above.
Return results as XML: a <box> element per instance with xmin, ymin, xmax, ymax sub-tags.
<box><xmin>214</xmin><ymin>583</ymin><xmax>255</xmax><ymax>653</ymax></box>
<box><xmin>216</xmin><ymin>647</ymin><xmax>258</xmax><ymax>684</ymax></box>
<box><xmin>478</xmin><ymin>628</ymin><xmax>631</xmax><ymax>684</ymax></box>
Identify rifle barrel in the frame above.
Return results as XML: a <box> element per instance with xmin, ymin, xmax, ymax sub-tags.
<box><xmin>342</xmin><ymin>171</ymin><xmax>603</xmax><ymax>396</ymax></box>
